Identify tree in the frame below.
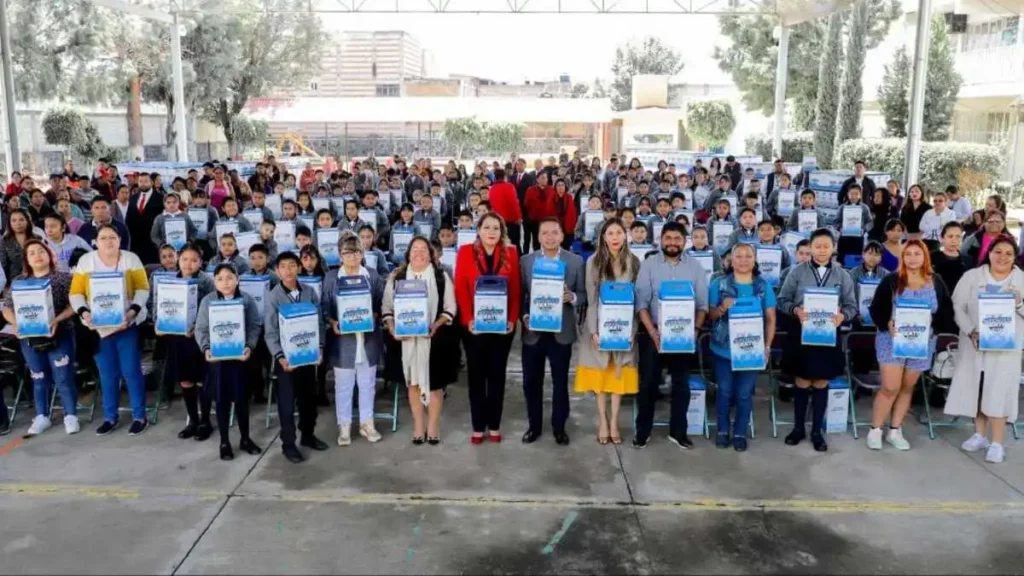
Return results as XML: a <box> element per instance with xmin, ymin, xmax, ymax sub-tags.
<box><xmin>686</xmin><ymin>100</ymin><xmax>736</xmax><ymax>150</ymax></box>
<box><xmin>483</xmin><ymin>122</ymin><xmax>525</xmax><ymax>154</ymax></box>
<box><xmin>812</xmin><ymin>12</ymin><xmax>845</xmax><ymax>170</ymax></box>
<box><xmin>42</xmin><ymin>107</ymin><xmax>89</xmax><ymax>149</ymax></box>
<box><xmin>441</xmin><ymin>118</ymin><xmax>484</xmax><ymax>159</ymax></box>
<box><xmin>923</xmin><ymin>14</ymin><xmax>962</xmax><ymax>141</ymax></box>
<box><xmin>609</xmin><ymin>37</ymin><xmax>684</xmax><ymax>111</ymax></box>
<box><xmin>592</xmin><ymin>78</ymin><xmax>608</xmax><ymax>99</ymax></box>
<box><xmin>230</xmin><ymin>116</ymin><xmax>270</xmax><ymax>154</ymax></box>
<box><xmin>834</xmin><ymin>1</ymin><xmax>870</xmax><ymax>153</ymax></box>
<box><xmin>877</xmin><ymin>46</ymin><xmax>910</xmax><ymax>137</ymax></box>
<box><xmin>570</xmin><ymin>83</ymin><xmax>589</xmax><ymax>98</ymax></box>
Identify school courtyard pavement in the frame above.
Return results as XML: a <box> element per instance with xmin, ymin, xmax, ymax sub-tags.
<box><xmin>2</xmin><ymin>349</ymin><xmax>1023</xmax><ymax>575</ymax></box>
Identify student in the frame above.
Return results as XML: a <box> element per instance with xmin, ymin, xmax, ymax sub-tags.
<box><xmin>249</xmin><ymin>189</ymin><xmax>275</xmax><ymax>224</ymax></box>
<box><xmin>294</xmin><ymin>226</ymin><xmax>313</xmax><ymax>251</ymax></box>
<box><xmin>391</xmin><ymin>203</ymin><xmax>417</xmax><ymax>262</ymax></box>
<box><xmin>835</xmin><ymin>184</ymin><xmax>872</xmax><ymax>264</ymax></box>
<box><xmin>707</xmin><ymin>242</ymin><xmax>776</xmax><ymax>451</ymax></box>
<box><xmin>628</xmin><ymin>220</ymin><xmax>651</xmax><ymax>247</ymax></box>
<box><xmin>865</xmin><ymin>240</ymin><xmax>952</xmax><ymax>451</ymax></box>
<box><xmin>777</xmin><ymin>228</ymin><xmax>858</xmax><ymax>452</ymax></box>
<box><xmin>337</xmin><ymin>199</ymin><xmax>363</xmax><ymax>236</ymax></box>
<box><xmin>779</xmin><ymin>239</ymin><xmax>811</xmax><ymax>286</ymax></box>
<box><xmin>280</xmin><ymin>198</ymin><xmax>300</xmax><ymax>223</ymax></box>
<box><xmin>264</xmin><ymin>251</ymin><xmax>328</xmax><ymax>463</ymax></box>
<box><xmin>634</xmin><ymin>222</ymin><xmax>709</xmax><ymax>449</ymax></box>
<box><xmin>754</xmin><ymin>219</ymin><xmax>790</xmax><ymax>269</ymax></box>
<box><xmin>456</xmin><ymin>210</ymin><xmax>475</xmax><ymax>231</ymax></box>
<box><xmin>575</xmin><ymin>195</ymin><xmax>605</xmax><ymax>250</ymax></box>
<box><xmin>209</xmin><ymin>234</ymin><xmax>251</xmax><ymax>275</ymax></box>
<box><xmin>357</xmin><ymin>224</ymin><xmax>390</xmax><ymax>278</ymax></box>
<box><xmin>881</xmin><ymin>219</ymin><xmax>906</xmax><ymax>273</ymax></box>
<box><xmin>360</xmin><ymin>189</ymin><xmax>391</xmax><ymax>242</ymax></box>
<box><xmin>149</xmin><ymin>193</ymin><xmax>198</xmax><ymax>251</ymax></box>
<box><xmin>158</xmin><ymin>243</ymin><xmax>215</xmax><ymax>441</ymax></box>
<box><xmin>1</xmin><ymin>239</ymin><xmax>78</xmax><ymax>436</ymax></box>
<box><xmin>918</xmin><ymin>191</ymin><xmax>956</xmax><ymax>250</ymax></box>
<box><xmin>787</xmin><ymin>190</ymin><xmax>825</xmax><ymax>233</ymax></box>
<box><xmin>931</xmin><ymin>221</ymin><xmax>966</xmax><ymax>299</ymax></box>
<box><xmin>708</xmin><ymin>198</ymin><xmax>737</xmax><ymax>255</ymax></box>
<box><xmin>741</xmin><ymin>191</ymin><xmax>760</xmax><ymax>219</ymax></box>
<box><xmin>187</xmin><ymin>189</ymin><xmax>218</xmax><ymax>244</ymax></box>
<box><xmin>849</xmin><ymin>241</ymin><xmax>888</xmax><ymax>281</ymax></box>
<box><xmin>296</xmin><ymin>191</ymin><xmax>317</xmax><ymax>218</ymax></box>
<box><xmin>704</xmin><ymin>175</ymin><xmax>735</xmax><ymax>213</ymax></box>
<box><xmin>298</xmin><ymin>245</ymin><xmax>329</xmax><ymax>405</ymax></box>
<box><xmin>43</xmin><ymin>213</ymin><xmax>91</xmax><ymax>272</ymax></box>
<box><xmin>726</xmin><ymin>207</ymin><xmax>758</xmax><ymax>249</ymax></box>
<box><xmin>258</xmin><ymin>221</ymin><xmax>279</xmax><ymax>261</ymax></box>
<box><xmin>414</xmin><ymin>194</ymin><xmax>442</xmax><ymax>240</ymax></box>
<box><xmin>241</xmin><ymin>243</ymin><xmax>276</xmax><ymax>405</ymax></box>
<box><xmin>454</xmin><ymin>213</ymin><xmax>521</xmax><ymax>444</ymax></box>
<box><xmin>647</xmin><ymin>198</ymin><xmax>672</xmax><ymax>242</ymax></box>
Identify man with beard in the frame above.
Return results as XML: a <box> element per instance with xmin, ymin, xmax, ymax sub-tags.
<box><xmin>126</xmin><ymin>173</ymin><xmax>164</xmax><ymax>263</ymax></box>
<box><xmin>632</xmin><ymin>222</ymin><xmax>709</xmax><ymax>450</ymax></box>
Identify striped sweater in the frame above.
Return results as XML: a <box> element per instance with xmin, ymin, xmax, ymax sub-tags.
<box><xmin>70</xmin><ymin>250</ymin><xmax>151</xmax><ymax>335</ymax></box>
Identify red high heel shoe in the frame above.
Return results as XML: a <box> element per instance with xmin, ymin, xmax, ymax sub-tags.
<box><xmin>488</xmin><ymin>432</ymin><xmax>502</xmax><ymax>443</ymax></box>
<box><xmin>470</xmin><ymin>434</ymin><xmax>485</xmax><ymax>445</ymax></box>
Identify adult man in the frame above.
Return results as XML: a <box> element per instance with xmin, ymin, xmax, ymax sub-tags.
<box><xmin>78</xmin><ymin>196</ymin><xmax>130</xmax><ymax>250</ymax></box>
<box><xmin>488</xmin><ymin>169</ymin><xmax>523</xmax><ymax>251</ymax></box>
<box><xmin>919</xmin><ymin>191</ymin><xmax>957</xmax><ymax>247</ymax></box>
<box><xmin>633</xmin><ymin>222</ymin><xmax>709</xmax><ymax>449</ymax></box>
<box><xmin>524</xmin><ymin>171</ymin><xmax>557</xmax><ymax>252</ymax></box>
<box><xmin>946</xmin><ymin>184</ymin><xmax>972</xmax><ymax>220</ymax></box>
<box><xmin>724</xmin><ymin>155</ymin><xmax>743</xmax><ymax>191</ymax></box>
<box><xmin>838</xmin><ymin>160</ymin><xmax>876</xmax><ymax>206</ymax></box>
<box><xmin>514</xmin><ymin>159</ymin><xmax>537</xmax><ymax>252</ymax></box>
<box><xmin>519</xmin><ymin>218</ymin><xmax>586</xmax><ymax>445</ymax></box>
<box><xmin>765</xmin><ymin>159</ymin><xmax>787</xmax><ymax>195</ymax></box>
<box><xmin>126</xmin><ymin>173</ymin><xmax>164</xmax><ymax>264</ymax></box>
<box><xmin>603</xmin><ymin>156</ymin><xmax>620</xmax><ymax>193</ymax></box>
<box><xmin>404</xmin><ymin>164</ymin><xmax>426</xmax><ymax>199</ymax></box>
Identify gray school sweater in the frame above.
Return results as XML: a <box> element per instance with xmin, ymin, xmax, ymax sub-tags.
<box><xmin>194</xmin><ymin>291</ymin><xmax>262</xmax><ymax>353</ymax></box>
<box><xmin>263</xmin><ymin>281</ymin><xmax>325</xmax><ymax>363</ymax></box>
<box><xmin>777</xmin><ymin>261</ymin><xmax>859</xmax><ymax>322</ymax></box>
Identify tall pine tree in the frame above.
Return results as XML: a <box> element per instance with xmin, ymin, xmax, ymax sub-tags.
<box><xmin>923</xmin><ymin>13</ymin><xmax>962</xmax><ymax>141</ymax></box>
<box><xmin>877</xmin><ymin>46</ymin><xmax>910</xmax><ymax>137</ymax></box>
<box><xmin>834</xmin><ymin>1</ymin><xmax>869</xmax><ymax>154</ymax></box>
<box><xmin>812</xmin><ymin>11</ymin><xmax>845</xmax><ymax>170</ymax></box>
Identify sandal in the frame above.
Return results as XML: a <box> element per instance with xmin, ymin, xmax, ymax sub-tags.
<box><xmin>597</xmin><ymin>435</ymin><xmax>610</xmax><ymax>445</ymax></box>
<box><xmin>610</xmin><ymin>435</ymin><xmax>623</xmax><ymax>445</ymax></box>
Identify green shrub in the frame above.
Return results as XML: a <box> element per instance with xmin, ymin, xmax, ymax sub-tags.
<box><xmin>835</xmin><ymin>138</ymin><xmax>1002</xmax><ymax>192</ymax></box>
<box><xmin>744</xmin><ymin>131</ymin><xmax>814</xmax><ymax>163</ymax></box>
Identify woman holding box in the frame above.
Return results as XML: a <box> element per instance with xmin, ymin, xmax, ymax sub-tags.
<box><xmin>777</xmin><ymin>228</ymin><xmax>858</xmax><ymax>452</ymax></box>
<box><xmin>946</xmin><ymin>234</ymin><xmax>1024</xmax><ymax>463</ymax></box>
<box><xmin>454</xmin><ymin>212</ymin><xmax>521</xmax><ymax>445</ymax></box>
<box><xmin>573</xmin><ymin>218</ymin><xmax>641</xmax><ymax>445</ymax></box>
<box><xmin>69</xmin><ymin>223</ymin><xmax>151</xmax><ymax>437</ymax></box>
<box><xmin>865</xmin><ymin>239</ymin><xmax>952</xmax><ymax>451</ymax></box>
<box><xmin>1</xmin><ymin>239</ymin><xmax>78</xmax><ymax>436</ymax></box>
<box><xmin>382</xmin><ymin>236</ymin><xmax>457</xmax><ymax>445</ymax></box>
<box><xmin>324</xmin><ymin>236</ymin><xmax>384</xmax><ymax>446</ymax></box>
<box><xmin>707</xmin><ymin>242</ymin><xmax>777</xmax><ymax>452</ymax></box>
<box><xmin>194</xmin><ymin>263</ymin><xmax>263</xmax><ymax>461</ymax></box>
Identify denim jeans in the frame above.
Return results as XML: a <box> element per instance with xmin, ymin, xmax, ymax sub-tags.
<box><xmin>95</xmin><ymin>326</ymin><xmax>147</xmax><ymax>422</ymax></box>
<box><xmin>712</xmin><ymin>355</ymin><xmax>757</xmax><ymax>439</ymax></box>
<box><xmin>20</xmin><ymin>328</ymin><xmax>77</xmax><ymax>418</ymax></box>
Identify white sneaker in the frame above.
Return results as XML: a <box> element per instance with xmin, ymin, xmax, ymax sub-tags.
<box><xmin>985</xmin><ymin>443</ymin><xmax>1005</xmax><ymax>463</ymax></box>
<box><xmin>866</xmin><ymin>428</ymin><xmax>883</xmax><ymax>450</ymax></box>
<box><xmin>25</xmin><ymin>415</ymin><xmax>52</xmax><ymax>437</ymax></box>
<box><xmin>961</xmin><ymin>433</ymin><xmax>991</xmax><ymax>453</ymax></box>
<box><xmin>886</xmin><ymin>428</ymin><xmax>910</xmax><ymax>451</ymax></box>
<box><xmin>360</xmin><ymin>422</ymin><xmax>382</xmax><ymax>443</ymax></box>
<box><xmin>337</xmin><ymin>424</ymin><xmax>351</xmax><ymax>447</ymax></box>
<box><xmin>63</xmin><ymin>415</ymin><xmax>80</xmax><ymax>435</ymax></box>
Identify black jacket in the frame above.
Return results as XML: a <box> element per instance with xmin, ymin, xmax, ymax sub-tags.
<box><xmin>839</xmin><ymin>176</ymin><xmax>877</xmax><ymax>206</ymax></box>
<box><xmin>867</xmin><ymin>273</ymin><xmax>956</xmax><ymax>336</ymax></box>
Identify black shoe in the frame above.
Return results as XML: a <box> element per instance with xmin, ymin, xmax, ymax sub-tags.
<box><xmin>178</xmin><ymin>424</ymin><xmax>197</xmax><ymax>440</ymax></box>
<box><xmin>811</xmin><ymin>433</ymin><xmax>828</xmax><ymax>452</ymax></box>
<box><xmin>0</xmin><ymin>423</ymin><xmax>10</xmax><ymax>436</ymax></box>
<box><xmin>427</xmin><ymin>437</ymin><xmax>440</xmax><ymax>445</ymax></box>
<box><xmin>715</xmin><ymin>434</ymin><xmax>730</xmax><ymax>449</ymax></box>
<box><xmin>554</xmin><ymin>431</ymin><xmax>570</xmax><ymax>446</ymax></box>
<box><xmin>300</xmin><ymin>435</ymin><xmax>329</xmax><ymax>451</ymax></box>
<box><xmin>412</xmin><ymin>436</ymin><xmax>425</xmax><ymax>445</ymax></box>
<box><xmin>220</xmin><ymin>443</ymin><xmax>234</xmax><ymax>461</ymax></box>
<box><xmin>631</xmin><ymin>436</ymin><xmax>648</xmax><ymax>449</ymax></box>
<box><xmin>669</xmin><ymin>434</ymin><xmax>694</xmax><ymax>450</ymax></box>
<box><xmin>95</xmin><ymin>420</ymin><xmax>119</xmax><ymax>436</ymax></box>
<box><xmin>733</xmin><ymin>437</ymin><xmax>748</xmax><ymax>452</ymax></box>
<box><xmin>282</xmin><ymin>444</ymin><xmax>305</xmax><ymax>463</ymax></box>
<box><xmin>784</xmin><ymin>429</ymin><xmax>806</xmax><ymax>446</ymax></box>
<box><xmin>521</xmin><ymin>430</ymin><xmax>541</xmax><ymax>444</ymax></box>
<box><xmin>195</xmin><ymin>422</ymin><xmax>213</xmax><ymax>442</ymax></box>
<box><xmin>239</xmin><ymin>438</ymin><xmax>262</xmax><ymax>455</ymax></box>
<box><xmin>128</xmin><ymin>419</ymin><xmax>149</xmax><ymax>436</ymax></box>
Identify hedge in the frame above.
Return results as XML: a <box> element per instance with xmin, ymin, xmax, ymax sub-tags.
<box><xmin>835</xmin><ymin>138</ymin><xmax>1002</xmax><ymax>193</ymax></box>
<box><xmin>744</xmin><ymin>131</ymin><xmax>814</xmax><ymax>163</ymax></box>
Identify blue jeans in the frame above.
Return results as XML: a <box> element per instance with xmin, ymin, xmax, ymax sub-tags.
<box><xmin>21</xmin><ymin>329</ymin><xmax>77</xmax><ymax>418</ymax></box>
<box><xmin>95</xmin><ymin>326</ymin><xmax>146</xmax><ymax>422</ymax></box>
<box><xmin>713</xmin><ymin>355</ymin><xmax>757</xmax><ymax>439</ymax></box>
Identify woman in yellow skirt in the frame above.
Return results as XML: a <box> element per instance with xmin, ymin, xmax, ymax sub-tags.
<box><xmin>574</xmin><ymin>218</ymin><xmax>641</xmax><ymax>444</ymax></box>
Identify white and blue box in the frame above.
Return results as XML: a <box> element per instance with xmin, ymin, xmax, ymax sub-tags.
<box><xmin>164</xmin><ymin>216</ymin><xmax>188</xmax><ymax>251</ymax></box>
<box><xmin>857</xmin><ymin>278</ymin><xmax>880</xmax><ymax>326</ymax></box>
<box><xmin>155</xmin><ymin>277</ymin><xmax>198</xmax><ymax>335</ymax></box>
<box><xmin>317</xmin><ymin>228</ymin><xmax>341</xmax><ymax>267</ymax></box>
<box><xmin>826</xmin><ymin>377</ymin><xmax>850</xmax><ymax>434</ymax></box>
<box><xmin>393</xmin><ymin>279</ymin><xmax>430</xmax><ymax>337</ymax></box>
<box><xmin>278</xmin><ymin>301</ymin><xmax>320</xmax><ymax>367</ymax></box>
<box><xmin>598</xmin><ymin>281</ymin><xmax>635</xmax><ymax>352</ymax></box>
<box><xmin>729</xmin><ymin>297</ymin><xmax>766</xmax><ymax>371</ymax></box>
<box><xmin>89</xmin><ymin>272</ymin><xmax>126</xmax><ymax>328</ymax></box>
<box><xmin>336</xmin><ymin>275</ymin><xmax>374</xmax><ymax>334</ymax></box>
<box><xmin>11</xmin><ymin>279</ymin><xmax>54</xmax><ymax>338</ymax></box>
<box><xmin>686</xmin><ymin>375</ymin><xmax>707</xmax><ymax>436</ymax></box>
<box><xmin>188</xmin><ymin>208</ymin><xmax>209</xmax><ymax>239</ymax></box>
<box><xmin>801</xmin><ymin>287</ymin><xmax>839</xmax><ymax>346</ymax></box>
<box><xmin>978</xmin><ymin>292</ymin><xmax>1017</xmax><ymax>351</ymax></box>
<box><xmin>658</xmin><ymin>280</ymin><xmax>695</xmax><ymax>354</ymax></box>
<box><xmin>755</xmin><ymin>245</ymin><xmax>783</xmax><ymax>287</ymax></box>
<box><xmin>457</xmin><ymin>228</ymin><xmax>476</xmax><ymax>248</ymax></box>
<box><xmin>239</xmin><ymin>274</ymin><xmax>270</xmax><ymax>322</ymax></box>
<box><xmin>298</xmin><ymin>276</ymin><xmax>322</xmax><ymax>300</ymax></box>
<box><xmin>892</xmin><ymin>297</ymin><xmax>931</xmax><ymax>360</ymax></box>
<box><xmin>208</xmin><ymin>298</ymin><xmax>246</xmax><ymax>360</ymax></box>
<box><xmin>274</xmin><ymin>220</ymin><xmax>296</xmax><ymax>253</ymax></box>
<box><xmin>528</xmin><ymin>258</ymin><xmax>565</xmax><ymax>333</ymax></box>
<box><xmin>392</xmin><ymin>230</ymin><xmax>413</xmax><ymax>262</ymax></box>
<box><xmin>473</xmin><ymin>276</ymin><xmax>508</xmax><ymax>334</ymax></box>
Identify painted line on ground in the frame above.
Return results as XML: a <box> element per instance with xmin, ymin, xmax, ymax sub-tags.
<box><xmin>542</xmin><ymin>510</ymin><xmax>579</xmax><ymax>555</ymax></box>
<box><xmin>0</xmin><ymin>437</ymin><xmax>23</xmax><ymax>456</ymax></box>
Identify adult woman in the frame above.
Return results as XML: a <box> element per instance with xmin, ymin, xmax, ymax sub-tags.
<box><xmin>43</xmin><ymin>213</ymin><xmax>91</xmax><ymax>272</ymax></box>
<box><xmin>708</xmin><ymin>157</ymin><xmax>723</xmax><ymax>180</ymax></box>
<box><xmin>69</xmin><ymin>224</ymin><xmax>151</xmax><ymax>436</ymax></box>
<box><xmin>881</xmin><ymin>219</ymin><xmax>906</xmax><ymax>273</ymax></box>
<box><xmin>5</xmin><ymin>171</ymin><xmax>21</xmax><ymax>196</ymax></box>
<box><xmin>552</xmin><ymin>178</ymin><xmax>577</xmax><ymax>249</ymax></box>
<box><xmin>56</xmin><ymin>197</ymin><xmax>84</xmax><ymax>235</ymax></box>
<box><xmin>1</xmin><ymin>239</ymin><xmax>78</xmax><ymax>436</ymax></box>
<box><xmin>984</xmin><ymin>195</ymin><xmax>1007</xmax><ymax>216</ymax></box>
<box><xmin>899</xmin><ymin>184</ymin><xmax>930</xmax><ymax>240</ymax></box>
<box><xmin>867</xmin><ymin>189</ymin><xmax>893</xmax><ymax>243</ymax></box>
<box><xmin>454</xmin><ymin>212</ymin><xmax>521</xmax><ymax>444</ymax></box>
<box><xmin>324</xmin><ymin>236</ymin><xmax>385</xmax><ymax>446</ymax></box>
<box><xmin>707</xmin><ymin>242</ymin><xmax>776</xmax><ymax>452</ymax></box>
<box><xmin>205</xmin><ymin>166</ymin><xmax>234</xmax><ymax>211</ymax></box>
<box><xmin>960</xmin><ymin>210</ymin><xmax>1008</xmax><ymax>268</ymax></box>
<box><xmin>886</xmin><ymin>180</ymin><xmax>905</xmax><ymax>214</ymax></box>
<box><xmin>382</xmin><ymin>236</ymin><xmax>457</xmax><ymax>444</ymax></box>
<box><xmin>865</xmin><ymin>240</ymin><xmax>952</xmax><ymax>451</ymax></box>
<box><xmin>1</xmin><ymin>208</ymin><xmax>39</xmax><ymax>281</ymax></box>
<box><xmin>777</xmin><ymin>228</ymin><xmax>858</xmax><ymax>452</ymax></box>
<box><xmin>946</xmin><ymin>234</ymin><xmax>1024</xmax><ymax>463</ymax></box>
<box><xmin>574</xmin><ymin>218</ymin><xmax>641</xmax><ymax>444</ymax></box>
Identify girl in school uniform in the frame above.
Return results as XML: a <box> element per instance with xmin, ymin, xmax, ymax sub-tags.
<box><xmin>299</xmin><ymin>245</ymin><xmax>329</xmax><ymax>405</ymax></box>
<box><xmin>194</xmin><ymin>263</ymin><xmax>263</xmax><ymax>461</ymax></box>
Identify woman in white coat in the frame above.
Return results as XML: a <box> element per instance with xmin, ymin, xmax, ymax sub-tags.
<box><xmin>946</xmin><ymin>233</ymin><xmax>1024</xmax><ymax>463</ymax></box>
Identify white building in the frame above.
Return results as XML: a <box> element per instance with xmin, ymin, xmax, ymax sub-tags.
<box><xmin>337</xmin><ymin>31</ymin><xmax>427</xmax><ymax>97</ymax></box>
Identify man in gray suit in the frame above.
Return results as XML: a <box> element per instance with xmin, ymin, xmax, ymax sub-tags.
<box><xmin>519</xmin><ymin>217</ymin><xmax>587</xmax><ymax>446</ymax></box>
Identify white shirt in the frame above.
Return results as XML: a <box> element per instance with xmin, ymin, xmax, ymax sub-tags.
<box><xmin>919</xmin><ymin>208</ymin><xmax>957</xmax><ymax>241</ymax></box>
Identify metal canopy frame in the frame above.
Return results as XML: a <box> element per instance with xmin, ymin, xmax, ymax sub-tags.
<box><xmin>176</xmin><ymin>0</ymin><xmax>781</xmax><ymax>15</ymax></box>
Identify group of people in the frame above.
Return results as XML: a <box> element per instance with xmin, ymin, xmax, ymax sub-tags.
<box><xmin>0</xmin><ymin>151</ymin><xmax>1019</xmax><ymax>466</ymax></box>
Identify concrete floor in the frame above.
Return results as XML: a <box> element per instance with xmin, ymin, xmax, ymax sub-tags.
<box><xmin>2</xmin><ymin>355</ymin><xmax>1023</xmax><ymax>575</ymax></box>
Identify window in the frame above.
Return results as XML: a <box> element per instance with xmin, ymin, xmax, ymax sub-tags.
<box><xmin>375</xmin><ymin>84</ymin><xmax>400</xmax><ymax>97</ymax></box>
<box><xmin>309</xmin><ymin>80</ymin><xmax>319</xmax><ymax>93</ymax></box>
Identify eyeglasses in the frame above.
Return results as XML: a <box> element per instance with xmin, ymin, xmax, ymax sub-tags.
<box><xmin>986</xmin><ymin>219</ymin><xmax>1004</xmax><ymax>225</ymax></box>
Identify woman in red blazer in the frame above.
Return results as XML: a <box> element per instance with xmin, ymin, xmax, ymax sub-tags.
<box><xmin>454</xmin><ymin>212</ymin><xmax>521</xmax><ymax>445</ymax></box>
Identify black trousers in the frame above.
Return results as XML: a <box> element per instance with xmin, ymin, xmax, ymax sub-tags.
<box><xmin>246</xmin><ymin>338</ymin><xmax>270</xmax><ymax>400</ymax></box>
<box><xmin>636</xmin><ymin>332</ymin><xmax>693</xmax><ymax>442</ymax></box>
<box><xmin>463</xmin><ymin>332</ymin><xmax>514</xmax><ymax>433</ymax></box>
<box><xmin>524</xmin><ymin>221</ymin><xmax>540</xmax><ymax>252</ymax></box>
<box><xmin>508</xmin><ymin>223</ymin><xmax>523</xmax><ymax>256</ymax></box>
<box><xmin>209</xmin><ymin>360</ymin><xmax>250</xmax><ymax>444</ymax></box>
<box><xmin>522</xmin><ymin>334</ymin><xmax>572</xmax><ymax>435</ymax></box>
<box><xmin>274</xmin><ymin>363</ymin><xmax>318</xmax><ymax>447</ymax></box>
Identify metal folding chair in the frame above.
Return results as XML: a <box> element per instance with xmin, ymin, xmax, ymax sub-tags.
<box><xmin>696</xmin><ymin>331</ymin><xmax>755</xmax><ymax>440</ymax></box>
<box><xmin>918</xmin><ymin>333</ymin><xmax>975</xmax><ymax>440</ymax></box>
<box><xmin>843</xmin><ymin>331</ymin><xmax>882</xmax><ymax>439</ymax></box>
<box><xmin>767</xmin><ymin>330</ymin><xmax>791</xmax><ymax>437</ymax></box>
<box><xmin>0</xmin><ymin>341</ymin><xmax>26</xmax><ymax>430</ymax></box>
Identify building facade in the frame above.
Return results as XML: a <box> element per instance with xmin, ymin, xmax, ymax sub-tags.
<box><xmin>337</xmin><ymin>31</ymin><xmax>426</xmax><ymax>97</ymax></box>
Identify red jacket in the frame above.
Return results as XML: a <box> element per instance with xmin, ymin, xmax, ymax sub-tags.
<box><xmin>453</xmin><ymin>243</ymin><xmax>521</xmax><ymax>331</ymax></box>
<box><xmin>523</xmin><ymin>185</ymin><xmax>558</xmax><ymax>222</ymax></box>
<box><xmin>488</xmin><ymin>181</ymin><xmax>522</xmax><ymax>225</ymax></box>
<box><xmin>552</xmin><ymin>190</ymin><xmax>577</xmax><ymax>239</ymax></box>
